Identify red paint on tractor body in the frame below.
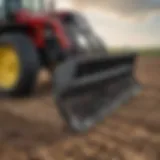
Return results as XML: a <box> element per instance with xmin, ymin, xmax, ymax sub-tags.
<box><xmin>15</xmin><ymin>9</ymin><xmax>71</xmax><ymax>49</ymax></box>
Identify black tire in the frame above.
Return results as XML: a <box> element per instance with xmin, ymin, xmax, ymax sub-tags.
<box><xmin>0</xmin><ymin>33</ymin><xmax>40</xmax><ymax>97</ymax></box>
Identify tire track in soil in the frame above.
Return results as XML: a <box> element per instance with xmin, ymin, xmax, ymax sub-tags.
<box><xmin>0</xmin><ymin>57</ymin><xmax>159</xmax><ymax>160</ymax></box>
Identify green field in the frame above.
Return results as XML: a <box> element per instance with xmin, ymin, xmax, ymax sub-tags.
<box><xmin>138</xmin><ymin>48</ymin><xmax>160</xmax><ymax>56</ymax></box>
<box><xmin>108</xmin><ymin>47</ymin><xmax>160</xmax><ymax>56</ymax></box>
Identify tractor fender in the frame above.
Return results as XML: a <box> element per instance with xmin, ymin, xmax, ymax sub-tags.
<box><xmin>56</xmin><ymin>10</ymin><xmax>92</xmax><ymax>32</ymax></box>
<box><xmin>57</xmin><ymin>11</ymin><xmax>108</xmax><ymax>55</ymax></box>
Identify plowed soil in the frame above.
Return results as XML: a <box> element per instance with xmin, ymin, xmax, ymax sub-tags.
<box><xmin>0</xmin><ymin>56</ymin><xmax>160</xmax><ymax>160</ymax></box>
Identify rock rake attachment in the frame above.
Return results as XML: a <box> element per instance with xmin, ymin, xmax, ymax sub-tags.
<box><xmin>53</xmin><ymin>53</ymin><xmax>141</xmax><ymax>132</ymax></box>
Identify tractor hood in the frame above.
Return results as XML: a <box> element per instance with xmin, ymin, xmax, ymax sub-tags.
<box><xmin>16</xmin><ymin>9</ymin><xmax>55</xmax><ymax>24</ymax></box>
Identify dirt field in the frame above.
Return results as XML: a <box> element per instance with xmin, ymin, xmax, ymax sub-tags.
<box><xmin>0</xmin><ymin>56</ymin><xmax>160</xmax><ymax>160</ymax></box>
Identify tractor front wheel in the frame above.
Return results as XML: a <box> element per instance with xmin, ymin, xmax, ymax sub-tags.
<box><xmin>0</xmin><ymin>33</ymin><xmax>40</xmax><ymax>97</ymax></box>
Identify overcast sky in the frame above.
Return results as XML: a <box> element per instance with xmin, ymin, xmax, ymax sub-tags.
<box><xmin>55</xmin><ymin>0</ymin><xmax>160</xmax><ymax>48</ymax></box>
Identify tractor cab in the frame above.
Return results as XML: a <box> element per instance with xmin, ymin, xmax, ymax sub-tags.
<box><xmin>0</xmin><ymin>0</ymin><xmax>46</xmax><ymax>20</ymax></box>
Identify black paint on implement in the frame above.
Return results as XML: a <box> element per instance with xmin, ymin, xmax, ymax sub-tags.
<box><xmin>53</xmin><ymin>53</ymin><xmax>141</xmax><ymax>132</ymax></box>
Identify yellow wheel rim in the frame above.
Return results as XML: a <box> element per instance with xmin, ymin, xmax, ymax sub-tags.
<box><xmin>0</xmin><ymin>46</ymin><xmax>20</xmax><ymax>89</ymax></box>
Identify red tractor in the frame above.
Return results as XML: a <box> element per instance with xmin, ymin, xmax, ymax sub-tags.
<box><xmin>0</xmin><ymin>0</ymin><xmax>140</xmax><ymax>131</ymax></box>
<box><xmin>0</xmin><ymin>0</ymin><xmax>107</xmax><ymax>96</ymax></box>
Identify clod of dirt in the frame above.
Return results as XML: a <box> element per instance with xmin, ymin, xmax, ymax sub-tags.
<box><xmin>28</xmin><ymin>147</ymin><xmax>53</xmax><ymax>160</ymax></box>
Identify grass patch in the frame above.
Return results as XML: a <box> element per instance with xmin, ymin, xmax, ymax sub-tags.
<box><xmin>138</xmin><ymin>48</ymin><xmax>160</xmax><ymax>56</ymax></box>
<box><xmin>108</xmin><ymin>47</ymin><xmax>160</xmax><ymax>56</ymax></box>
